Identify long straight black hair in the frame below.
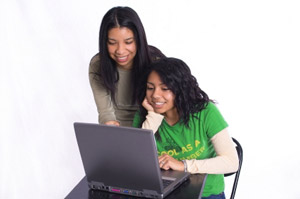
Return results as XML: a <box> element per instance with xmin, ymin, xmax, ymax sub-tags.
<box><xmin>95</xmin><ymin>6</ymin><xmax>164</xmax><ymax>104</ymax></box>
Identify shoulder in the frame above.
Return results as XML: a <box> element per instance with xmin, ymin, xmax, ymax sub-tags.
<box><xmin>193</xmin><ymin>102</ymin><xmax>228</xmax><ymax>138</ymax></box>
<box><xmin>193</xmin><ymin>102</ymin><xmax>223</xmax><ymax>120</ymax></box>
<box><xmin>200</xmin><ymin>102</ymin><xmax>223</xmax><ymax>117</ymax></box>
<box><xmin>90</xmin><ymin>53</ymin><xmax>100</xmax><ymax>63</ymax></box>
<box><xmin>89</xmin><ymin>53</ymin><xmax>100</xmax><ymax>73</ymax></box>
<box><xmin>148</xmin><ymin>45</ymin><xmax>166</xmax><ymax>60</ymax></box>
<box><xmin>204</xmin><ymin>102</ymin><xmax>219</xmax><ymax>112</ymax></box>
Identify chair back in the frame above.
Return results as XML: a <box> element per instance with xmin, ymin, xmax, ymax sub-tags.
<box><xmin>224</xmin><ymin>137</ymin><xmax>243</xmax><ymax>199</ymax></box>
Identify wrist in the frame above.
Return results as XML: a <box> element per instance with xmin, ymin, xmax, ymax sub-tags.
<box><xmin>181</xmin><ymin>160</ymin><xmax>187</xmax><ymax>172</ymax></box>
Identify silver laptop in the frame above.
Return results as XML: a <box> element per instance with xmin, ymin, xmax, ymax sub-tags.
<box><xmin>74</xmin><ymin>122</ymin><xmax>190</xmax><ymax>199</ymax></box>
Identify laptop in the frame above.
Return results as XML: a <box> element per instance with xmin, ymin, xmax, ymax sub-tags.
<box><xmin>74</xmin><ymin>122</ymin><xmax>190</xmax><ymax>199</ymax></box>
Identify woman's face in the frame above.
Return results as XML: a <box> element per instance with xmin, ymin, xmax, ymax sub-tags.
<box><xmin>107</xmin><ymin>27</ymin><xmax>137</xmax><ymax>70</ymax></box>
<box><xmin>146</xmin><ymin>71</ymin><xmax>177</xmax><ymax>117</ymax></box>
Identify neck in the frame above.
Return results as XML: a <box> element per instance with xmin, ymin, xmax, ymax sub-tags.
<box><xmin>163</xmin><ymin>108</ymin><xmax>179</xmax><ymax>126</ymax></box>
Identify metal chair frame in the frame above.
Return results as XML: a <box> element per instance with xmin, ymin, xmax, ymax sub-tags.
<box><xmin>224</xmin><ymin>137</ymin><xmax>243</xmax><ymax>199</ymax></box>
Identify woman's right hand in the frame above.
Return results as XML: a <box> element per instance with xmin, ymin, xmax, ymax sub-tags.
<box><xmin>105</xmin><ymin>120</ymin><xmax>120</xmax><ymax>126</ymax></box>
<box><xmin>142</xmin><ymin>98</ymin><xmax>154</xmax><ymax>112</ymax></box>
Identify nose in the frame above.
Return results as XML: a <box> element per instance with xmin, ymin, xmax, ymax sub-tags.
<box><xmin>152</xmin><ymin>88</ymin><xmax>161</xmax><ymax>99</ymax></box>
<box><xmin>116</xmin><ymin>43</ymin><xmax>125</xmax><ymax>54</ymax></box>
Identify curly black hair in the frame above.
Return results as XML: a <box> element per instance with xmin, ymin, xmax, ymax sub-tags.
<box><xmin>137</xmin><ymin>57</ymin><xmax>212</xmax><ymax>127</ymax></box>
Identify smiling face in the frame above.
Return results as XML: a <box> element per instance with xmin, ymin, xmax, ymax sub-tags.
<box><xmin>107</xmin><ymin>27</ymin><xmax>137</xmax><ymax>70</ymax></box>
<box><xmin>146</xmin><ymin>71</ymin><xmax>178</xmax><ymax>120</ymax></box>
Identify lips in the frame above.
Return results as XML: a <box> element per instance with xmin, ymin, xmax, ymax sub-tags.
<box><xmin>116</xmin><ymin>55</ymin><xmax>128</xmax><ymax>63</ymax></box>
<box><xmin>152</xmin><ymin>102</ymin><xmax>165</xmax><ymax>109</ymax></box>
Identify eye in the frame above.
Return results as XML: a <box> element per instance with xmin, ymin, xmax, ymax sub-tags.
<box><xmin>107</xmin><ymin>40</ymin><xmax>116</xmax><ymax>45</ymax></box>
<box><xmin>146</xmin><ymin>86</ymin><xmax>154</xmax><ymax>90</ymax></box>
<box><xmin>125</xmin><ymin>39</ymin><xmax>134</xmax><ymax>45</ymax></box>
<box><xmin>162</xmin><ymin>87</ymin><xmax>169</xmax><ymax>91</ymax></box>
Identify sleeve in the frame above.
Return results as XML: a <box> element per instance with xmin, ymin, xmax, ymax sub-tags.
<box><xmin>141</xmin><ymin>111</ymin><xmax>164</xmax><ymax>133</ymax></box>
<box><xmin>89</xmin><ymin>54</ymin><xmax>117</xmax><ymax>124</ymax></box>
<box><xmin>185</xmin><ymin>129</ymin><xmax>239</xmax><ymax>174</ymax></box>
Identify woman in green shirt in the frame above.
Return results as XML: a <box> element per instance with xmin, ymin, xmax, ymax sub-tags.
<box><xmin>132</xmin><ymin>58</ymin><xmax>238</xmax><ymax>198</ymax></box>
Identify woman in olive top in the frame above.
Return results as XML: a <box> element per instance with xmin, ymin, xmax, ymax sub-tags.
<box><xmin>89</xmin><ymin>6</ymin><xmax>165</xmax><ymax>127</ymax></box>
<box><xmin>133</xmin><ymin>58</ymin><xmax>238</xmax><ymax>199</ymax></box>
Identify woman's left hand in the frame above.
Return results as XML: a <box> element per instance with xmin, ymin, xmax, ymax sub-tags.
<box><xmin>158</xmin><ymin>154</ymin><xmax>185</xmax><ymax>171</ymax></box>
<box><xmin>142</xmin><ymin>98</ymin><xmax>154</xmax><ymax>112</ymax></box>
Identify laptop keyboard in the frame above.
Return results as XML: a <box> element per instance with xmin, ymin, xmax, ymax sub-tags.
<box><xmin>162</xmin><ymin>179</ymin><xmax>174</xmax><ymax>188</ymax></box>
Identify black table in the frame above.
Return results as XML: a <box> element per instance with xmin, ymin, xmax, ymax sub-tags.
<box><xmin>65</xmin><ymin>174</ymin><xmax>207</xmax><ymax>199</ymax></box>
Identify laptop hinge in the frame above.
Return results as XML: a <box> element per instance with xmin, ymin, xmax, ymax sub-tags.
<box><xmin>142</xmin><ymin>189</ymin><xmax>162</xmax><ymax>199</ymax></box>
<box><xmin>89</xmin><ymin>181</ymin><xmax>105</xmax><ymax>189</ymax></box>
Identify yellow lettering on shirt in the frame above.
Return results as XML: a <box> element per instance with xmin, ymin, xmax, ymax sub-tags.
<box><xmin>173</xmin><ymin>149</ymin><xmax>180</xmax><ymax>155</ymax></box>
<box><xmin>195</xmin><ymin>140</ymin><xmax>201</xmax><ymax>147</ymax></box>
<box><xmin>185</xmin><ymin>146</ymin><xmax>206</xmax><ymax>160</ymax></box>
<box><xmin>159</xmin><ymin>149</ymin><xmax>179</xmax><ymax>157</ymax></box>
<box><xmin>167</xmin><ymin>149</ymin><xmax>179</xmax><ymax>156</ymax></box>
<box><xmin>158</xmin><ymin>143</ymin><xmax>204</xmax><ymax>158</ymax></box>
<box><xmin>181</xmin><ymin>146</ymin><xmax>188</xmax><ymax>153</ymax></box>
<box><xmin>187</xmin><ymin>144</ymin><xmax>193</xmax><ymax>151</ymax></box>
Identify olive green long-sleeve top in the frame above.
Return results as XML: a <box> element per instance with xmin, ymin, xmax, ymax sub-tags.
<box><xmin>89</xmin><ymin>54</ymin><xmax>138</xmax><ymax>127</ymax></box>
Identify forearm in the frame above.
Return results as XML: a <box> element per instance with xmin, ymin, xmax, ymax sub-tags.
<box><xmin>141</xmin><ymin>111</ymin><xmax>164</xmax><ymax>133</ymax></box>
<box><xmin>186</xmin><ymin>129</ymin><xmax>239</xmax><ymax>174</ymax></box>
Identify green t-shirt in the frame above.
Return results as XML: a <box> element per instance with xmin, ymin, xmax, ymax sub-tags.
<box><xmin>132</xmin><ymin>102</ymin><xmax>228</xmax><ymax>197</ymax></box>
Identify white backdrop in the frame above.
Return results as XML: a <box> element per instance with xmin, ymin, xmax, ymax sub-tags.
<box><xmin>1</xmin><ymin>0</ymin><xmax>300</xmax><ymax>198</ymax></box>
